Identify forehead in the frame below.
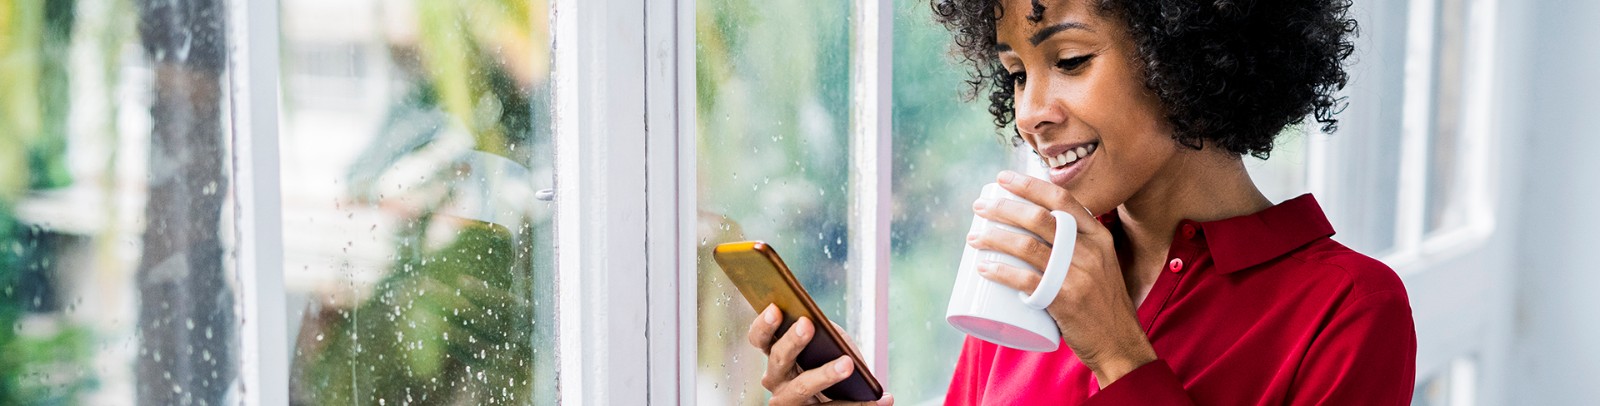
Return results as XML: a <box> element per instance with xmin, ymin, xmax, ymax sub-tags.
<box><xmin>995</xmin><ymin>0</ymin><xmax>1106</xmax><ymax>45</ymax></box>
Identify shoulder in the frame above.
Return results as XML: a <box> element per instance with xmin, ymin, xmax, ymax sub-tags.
<box><xmin>1285</xmin><ymin>238</ymin><xmax>1410</xmax><ymax>304</ymax></box>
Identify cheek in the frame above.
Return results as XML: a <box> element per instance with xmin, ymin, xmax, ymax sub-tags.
<box><xmin>1066</xmin><ymin>68</ymin><xmax>1174</xmax><ymax>206</ymax></box>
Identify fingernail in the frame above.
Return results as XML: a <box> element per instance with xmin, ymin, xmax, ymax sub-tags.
<box><xmin>878</xmin><ymin>393</ymin><xmax>894</xmax><ymax>405</ymax></box>
<box><xmin>966</xmin><ymin>233</ymin><xmax>977</xmax><ymax>242</ymax></box>
<box><xmin>833</xmin><ymin>356</ymin><xmax>853</xmax><ymax>375</ymax></box>
<box><xmin>763</xmin><ymin>304</ymin><xmax>778</xmax><ymax>325</ymax></box>
<box><xmin>998</xmin><ymin>171</ymin><xmax>1016</xmax><ymax>184</ymax></box>
<box><xmin>977</xmin><ymin>262</ymin><xmax>994</xmax><ymax>274</ymax></box>
<box><xmin>795</xmin><ymin>317</ymin><xmax>811</xmax><ymax>338</ymax></box>
<box><xmin>972</xmin><ymin>199</ymin><xmax>991</xmax><ymax>211</ymax></box>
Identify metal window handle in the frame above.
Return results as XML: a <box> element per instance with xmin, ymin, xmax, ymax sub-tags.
<box><xmin>535</xmin><ymin>188</ymin><xmax>555</xmax><ymax>201</ymax></box>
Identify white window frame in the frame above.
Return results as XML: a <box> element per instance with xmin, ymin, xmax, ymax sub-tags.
<box><xmin>230</xmin><ymin>0</ymin><xmax>288</xmax><ymax>404</ymax></box>
<box><xmin>1384</xmin><ymin>0</ymin><xmax>1500</xmax><ymax>272</ymax></box>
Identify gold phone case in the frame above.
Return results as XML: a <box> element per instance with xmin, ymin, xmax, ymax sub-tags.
<box><xmin>712</xmin><ymin>241</ymin><xmax>884</xmax><ymax>401</ymax></box>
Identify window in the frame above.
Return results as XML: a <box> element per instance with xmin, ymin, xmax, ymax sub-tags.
<box><xmin>1421</xmin><ymin>0</ymin><xmax>1476</xmax><ymax>236</ymax></box>
<box><xmin>694</xmin><ymin>0</ymin><xmax>855</xmax><ymax>402</ymax></box>
<box><xmin>885</xmin><ymin>3</ymin><xmax>1010</xmax><ymax>402</ymax></box>
<box><xmin>0</xmin><ymin>0</ymin><xmax>559</xmax><ymax>404</ymax></box>
<box><xmin>278</xmin><ymin>0</ymin><xmax>557</xmax><ymax>404</ymax></box>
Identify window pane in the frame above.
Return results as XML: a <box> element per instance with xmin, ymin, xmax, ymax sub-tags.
<box><xmin>885</xmin><ymin>3</ymin><xmax>1010</xmax><ymax>402</ymax></box>
<box><xmin>2</xmin><ymin>0</ymin><xmax>238</xmax><ymax>403</ymax></box>
<box><xmin>1424</xmin><ymin>0</ymin><xmax>1471</xmax><ymax>234</ymax></box>
<box><xmin>278</xmin><ymin>0</ymin><xmax>556</xmax><ymax>404</ymax></box>
<box><xmin>696</xmin><ymin>0</ymin><xmax>853</xmax><ymax>403</ymax></box>
<box><xmin>1322</xmin><ymin>0</ymin><xmax>1410</xmax><ymax>255</ymax></box>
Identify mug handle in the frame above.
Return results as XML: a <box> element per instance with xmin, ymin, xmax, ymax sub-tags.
<box><xmin>1021</xmin><ymin>210</ymin><xmax>1076</xmax><ymax>309</ymax></box>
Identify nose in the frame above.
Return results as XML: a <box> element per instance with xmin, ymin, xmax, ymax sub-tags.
<box><xmin>1013</xmin><ymin>79</ymin><xmax>1066</xmax><ymax>137</ymax></box>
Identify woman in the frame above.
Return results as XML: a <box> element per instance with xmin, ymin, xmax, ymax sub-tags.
<box><xmin>745</xmin><ymin>0</ymin><xmax>1415</xmax><ymax>404</ymax></box>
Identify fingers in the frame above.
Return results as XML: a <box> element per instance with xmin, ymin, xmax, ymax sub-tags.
<box><xmin>967</xmin><ymin>225</ymin><xmax>1053</xmax><ymax>271</ymax></box>
<box><xmin>973</xmin><ymin>197</ymin><xmax>1056</xmax><ymax>243</ymax></box>
<box><xmin>762</xmin><ymin>317</ymin><xmax>814</xmax><ymax>390</ymax></box>
<box><xmin>769</xmin><ymin>356</ymin><xmax>857</xmax><ymax>405</ymax></box>
<box><xmin>747</xmin><ymin>304</ymin><xmax>782</xmax><ymax>354</ymax></box>
<box><xmin>976</xmin><ymin>259</ymin><xmax>1044</xmax><ymax>296</ymax></box>
<box><xmin>995</xmin><ymin>171</ymin><xmax>1102</xmax><ymax>236</ymax></box>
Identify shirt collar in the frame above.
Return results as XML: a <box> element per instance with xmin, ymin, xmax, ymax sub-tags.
<box><xmin>1096</xmin><ymin>194</ymin><xmax>1335</xmax><ymax>275</ymax></box>
<box><xmin>1197</xmin><ymin>194</ymin><xmax>1335</xmax><ymax>274</ymax></box>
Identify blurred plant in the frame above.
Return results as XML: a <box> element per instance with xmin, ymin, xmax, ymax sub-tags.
<box><xmin>0</xmin><ymin>0</ymin><xmax>104</xmax><ymax>403</ymax></box>
<box><xmin>290</xmin><ymin>0</ymin><xmax>554</xmax><ymax>404</ymax></box>
<box><xmin>293</xmin><ymin>214</ymin><xmax>534</xmax><ymax>405</ymax></box>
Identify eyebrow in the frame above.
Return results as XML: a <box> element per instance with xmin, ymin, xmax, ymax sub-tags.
<box><xmin>995</xmin><ymin>22</ymin><xmax>1093</xmax><ymax>52</ymax></box>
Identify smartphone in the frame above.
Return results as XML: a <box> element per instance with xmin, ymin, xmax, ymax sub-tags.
<box><xmin>712</xmin><ymin>241</ymin><xmax>884</xmax><ymax>402</ymax></box>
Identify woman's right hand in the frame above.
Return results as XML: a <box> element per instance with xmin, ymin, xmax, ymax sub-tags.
<box><xmin>745</xmin><ymin>304</ymin><xmax>894</xmax><ymax>406</ymax></box>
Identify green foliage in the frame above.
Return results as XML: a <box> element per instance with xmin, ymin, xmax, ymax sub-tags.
<box><xmin>0</xmin><ymin>211</ymin><xmax>100</xmax><ymax>405</ymax></box>
<box><xmin>0</xmin><ymin>1</ymin><xmax>101</xmax><ymax>403</ymax></box>
<box><xmin>293</xmin><ymin>218</ymin><xmax>534</xmax><ymax>405</ymax></box>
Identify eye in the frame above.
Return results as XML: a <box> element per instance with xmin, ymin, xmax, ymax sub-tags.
<box><xmin>1009</xmin><ymin>70</ymin><xmax>1027</xmax><ymax>88</ymax></box>
<box><xmin>1055</xmin><ymin>54</ymin><xmax>1094</xmax><ymax>72</ymax></box>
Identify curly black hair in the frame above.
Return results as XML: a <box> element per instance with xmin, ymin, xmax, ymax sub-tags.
<box><xmin>931</xmin><ymin>0</ymin><xmax>1357</xmax><ymax>158</ymax></box>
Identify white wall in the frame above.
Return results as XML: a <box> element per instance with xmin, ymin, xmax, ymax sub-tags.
<box><xmin>1511</xmin><ymin>0</ymin><xmax>1600</xmax><ymax>404</ymax></box>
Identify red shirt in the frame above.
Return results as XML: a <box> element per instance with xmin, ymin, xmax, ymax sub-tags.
<box><xmin>944</xmin><ymin>194</ymin><xmax>1416</xmax><ymax>405</ymax></box>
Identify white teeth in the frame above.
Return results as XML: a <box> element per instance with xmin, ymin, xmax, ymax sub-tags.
<box><xmin>1046</xmin><ymin>143</ymin><xmax>1097</xmax><ymax>168</ymax></box>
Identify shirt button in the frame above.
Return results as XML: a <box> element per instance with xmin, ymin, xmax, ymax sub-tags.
<box><xmin>1181</xmin><ymin>224</ymin><xmax>1197</xmax><ymax>239</ymax></box>
<box><xmin>1168</xmin><ymin>258</ymin><xmax>1184</xmax><ymax>273</ymax></box>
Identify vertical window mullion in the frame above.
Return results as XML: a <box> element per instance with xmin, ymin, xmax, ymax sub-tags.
<box><xmin>553</xmin><ymin>0</ymin><xmax>651</xmax><ymax>403</ymax></box>
<box><xmin>228</xmin><ymin>0</ymin><xmax>287</xmax><ymax>403</ymax></box>
<box><xmin>645</xmin><ymin>0</ymin><xmax>695</xmax><ymax>403</ymax></box>
<box><xmin>848</xmin><ymin>0</ymin><xmax>894</xmax><ymax>379</ymax></box>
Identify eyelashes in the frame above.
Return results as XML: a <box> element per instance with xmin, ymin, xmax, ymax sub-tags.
<box><xmin>1056</xmin><ymin>54</ymin><xmax>1093</xmax><ymax>71</ymax></box>
<box><xmin>1009</xmin><ymin>54</ymin><xmax>1096</xmax><ymax>88</ymax></box>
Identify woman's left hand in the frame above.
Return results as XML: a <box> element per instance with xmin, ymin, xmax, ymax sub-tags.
<box><xmin>966</xmin><ymin>171</ymin><xmax>1158</xmax><ymax>387</ymax></box>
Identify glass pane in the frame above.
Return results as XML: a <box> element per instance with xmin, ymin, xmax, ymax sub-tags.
<box><xmin>696</xmin><ymin>0</ymin><xmax>853</xmax><ymax>403</ymax></box>
<box><xmin>2</xmin><ymin>0</ymin><xmax>238</xmax><ymax>403</ymax></box>
<box><xmin>1424</xmin><ymin>0</ymin><xmax>1471</xmax><ymax>234</ymax></box>
<box><xmin>885</xmin><ymin>3</ymin><xmax>1010</xmax><ymax>403</ymax></box>
<box><xmin>1247</xmin><ymin>128</ymin><xmax>1311</xmax><ymax>203</ymax></box>
<box><xmin>278</xmin><ymin>0</ymin><xmax>557</xmax><ymax>404</ymax></box>
<box><xmin>1323</xmin><ymin>0</ymin><xmax>1410</xmax><ymax>256</ymax></box>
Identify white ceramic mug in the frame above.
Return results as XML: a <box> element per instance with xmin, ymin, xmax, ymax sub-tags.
<box><xmin>945</xmin><ymin>183</ymin><xmax>1076</xmax><ymax>352</ymax></box>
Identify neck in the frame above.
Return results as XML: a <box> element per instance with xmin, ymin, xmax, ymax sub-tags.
<box><xmin>1116</xmin><ymin>147</ymin><xmax>1272</xmax><ymax>284</ymax></box>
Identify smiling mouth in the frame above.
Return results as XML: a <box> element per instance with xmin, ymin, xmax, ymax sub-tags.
<box><xmin>1041</xmin><ymin>142</ymin><xmax>1099</xmax><ymax>170</ymax></box>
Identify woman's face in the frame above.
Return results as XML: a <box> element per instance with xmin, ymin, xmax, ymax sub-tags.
<box><xmin>996</xmin><ymin>0</ymin><xmax>1175</xmax><ymax>213</ymax></box>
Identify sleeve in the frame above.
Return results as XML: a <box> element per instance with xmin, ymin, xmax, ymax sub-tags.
<box><xmin>1080</xmin><ymin>359</ymin><xmax>1197</xmax><ymax>406</ymax></box>
<box><xmin>943</xmin><ymin>336</ymin><xmax>991</xmax><ymax>406</ymax></box>
<box><xmin>1287</xmin><ymin>290</ymin><xmax>1417</xmax><ymax>405</ymax></box>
